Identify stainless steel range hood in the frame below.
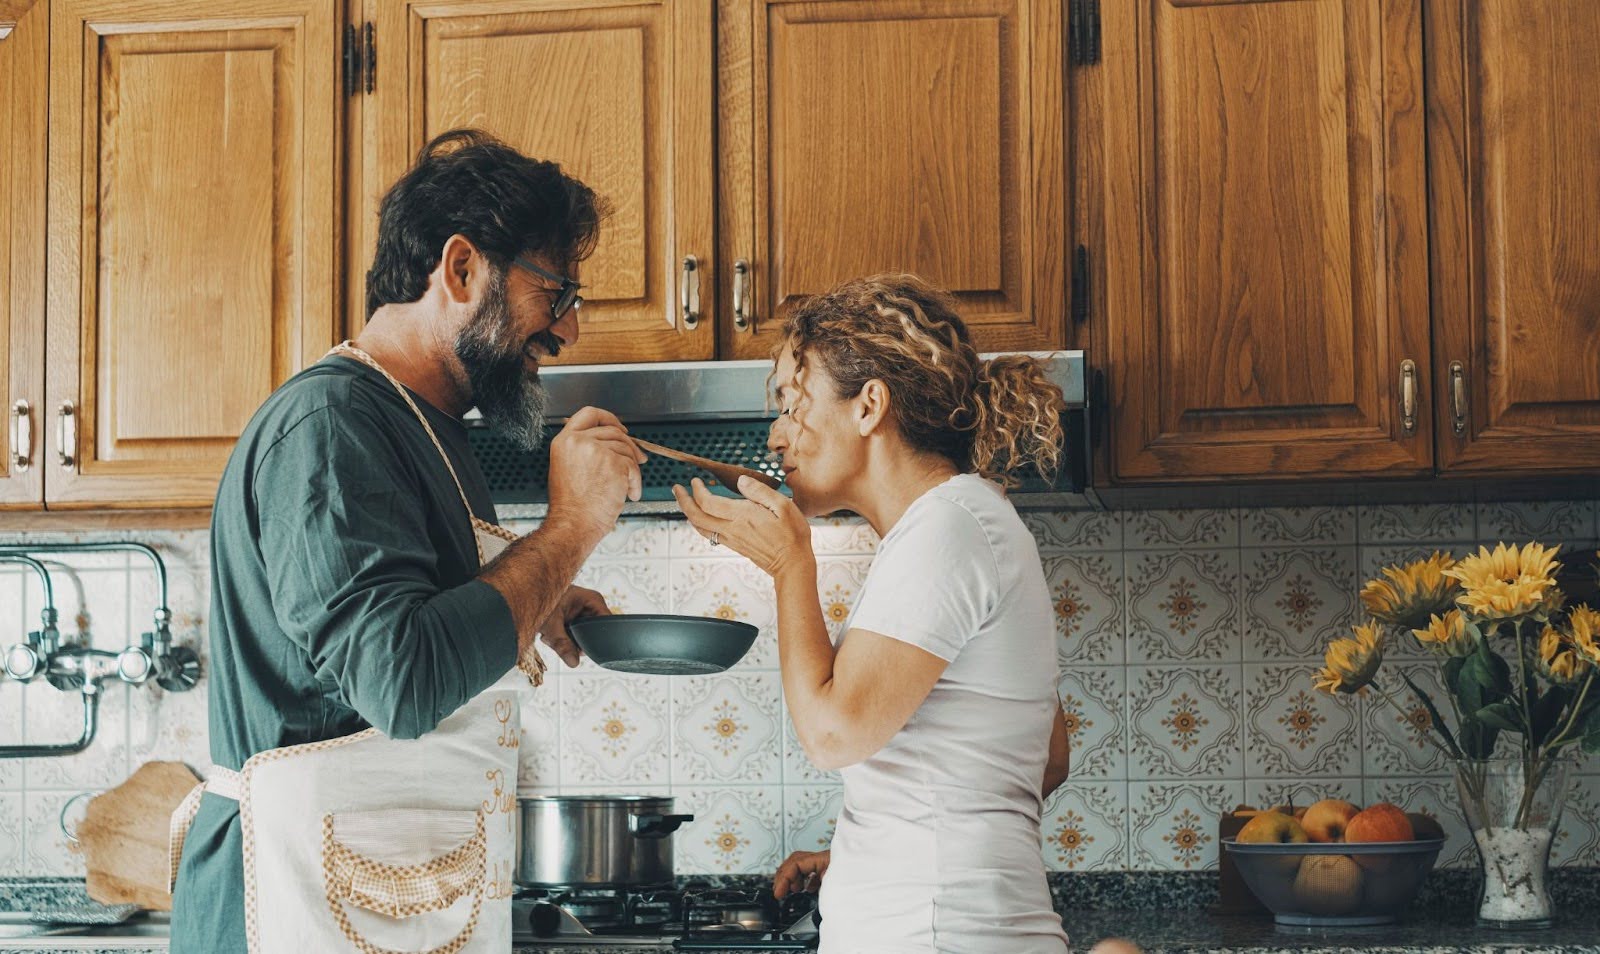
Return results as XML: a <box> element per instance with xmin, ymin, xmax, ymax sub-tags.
<box><xmin>469</xmin><ymin>350</ymin><xmax>1092</xmax><ymax>516</ymax></box>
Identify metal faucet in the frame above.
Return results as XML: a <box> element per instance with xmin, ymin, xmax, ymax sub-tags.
<box><xmin>0</xmin><ymin>542</ymin><xmax>201</xmax><ymax>759</ymax></box>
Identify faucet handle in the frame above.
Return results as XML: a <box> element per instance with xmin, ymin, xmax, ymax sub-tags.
<box><xmin>120</xmin><ymin>631</ymin><xmax>200</xmax><ymax>691</ymax></box>
<box><xmin>116</xmin><ymin>642</ymin><xmax>155</xmax><ymax>686</ymax></box>
<box><xmin>4</xmin><ymin>640</ymin><xmax>43</xmax><ymax>682</ymax></box>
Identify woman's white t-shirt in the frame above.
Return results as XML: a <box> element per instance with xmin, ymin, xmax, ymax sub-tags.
<box><xmin>818</xmin><ymin>474</ymin><xmax>1068</xmax><ymax>953</ymax></box>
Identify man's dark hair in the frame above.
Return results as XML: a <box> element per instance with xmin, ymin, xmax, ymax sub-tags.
<box><xmin>365</xmin><ymin>128</ymin><xmax>606</xmax><ymax>317</ymax></box>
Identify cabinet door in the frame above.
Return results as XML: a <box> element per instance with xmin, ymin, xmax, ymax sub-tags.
<box><xmin>0</xmin><ymin>0</ymin><xmax>47</xmax><ymax>510</ymax></box>
<box><xmin>1089</xmin><ymin>0</ymin><xmax>1432</xmax><ymax>481</ymax></box>
<box><xmin>1428</xmin><ymin>1</ymin><xmax>1600</xmax><ymax>474</ymax></box>
<box><xmin>368</xmin><ymin>0</ymin><xmax>714</xmax><ymax>364</ymax></box>
<box><xmin>720</xmin><ymin>0</ymin><xmax>1067</xmax><ymax>359</ymax></box>
<box><xmin>45</xmin><ymin>0</ymin><xmax>340</xmax><ymax>508</ymax></box>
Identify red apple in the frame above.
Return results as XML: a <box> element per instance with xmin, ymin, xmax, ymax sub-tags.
<box><xmin>1301</xmin><ymin>798</ymin><xmax>1360</xmax><ymax>843</ymax></box>
<box><xmin>1344</xmin><ymin>802</ymin><xmax>1415</xmax><ymax>871</ymax></box>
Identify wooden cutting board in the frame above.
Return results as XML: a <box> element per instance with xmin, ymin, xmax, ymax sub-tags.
<box><xmin>78</xmin><ymin>760</ymin><xmax>200</xmax><ymax>911</ymax></box>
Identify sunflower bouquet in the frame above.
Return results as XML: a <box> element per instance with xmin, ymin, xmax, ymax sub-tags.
<box><xmin>1313</xmin><ymin>544</ymin><xmax>1600</xmax><ymax>829</ymax></box>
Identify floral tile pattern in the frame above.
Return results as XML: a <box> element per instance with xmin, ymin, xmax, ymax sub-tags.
<box><xmin>23</xmin><ymin>791</ymin><xmax>84</xmax><ymax>877</ymax></box>
<box><xmin>560</xmin><ymin>674</ymin><xmax>669</xmax><ymax>785</ymax></box>
<box><xmin>589</xmin><ymin>519</ymin><xmax>672</xmax><ymax>559</ymax></box>
<box><xmin>814</xmin><ymin>559</ymin><xmax>870</xmax><ymax>641</ymax></box>
<box><xmin>1553</xmin><ymin>778</ymin><xmax>1600</xmax><ymax>868</ymax></box>
<box><xmin>128</xmin><ymin>678</ymin><xmax>214</xmax><ymax>779</ymax></box>
<box><xmin>1362</xmin><ymin>777</ymin><xmax>1475</xmax><ymax>869</ymax></box>
<box><xmin>1361</xmin><ymin>663</ymin><xmax>1453</xmax><ymax>777</ymax></box>
<box><xmin>1125</xmin><ymin>509</ymin><xmax>1239</xmax><ymax>550</ymax></box>
<box><xmin>1127</xmin><ymin>550</ymin><xmax>1239</xmax><ymax>662</ymax></box>
<box><xmin>1356</xmin><ymin>504</ymin><xmax>1474</xmax><ymax>544</ymax></box>
<box><xmin>672</xmin><ymin>672</ymin><xmax>782</xmax><ymax>784</ymax></box>
<box><xmin>672</xmin><ymin>559</ymin><xmax>779</xmax><ymax>670</ymax></box>
<box><xmin>1242</xmin><ymin>547</ymin><xmax>1359</xmax><ymax>660</ymax></box>
<box><xmin>1243</xmin><ymin>507</ymin><xmax>1356</xmax><ymax>546</ymax></box>
<box><xmin>0</xmin><ymin>794</ymin><xmax>22</xmax><ymax>875</ymax></box>
<box><xmin>807</xmin><ymin>517</ymin><xmax>880</xmax><ymax>556</ymax></box>
<box><xmin>516</xmin><ymin>682</ymin><xmax>560</xmax><ymax>790</ymax></box>
<box><xmin>1476</xmin><ymin>501</ymin><xmax>1597</xmax><ymax>543</ymax></box>
<box><xmin>781</xmin><ymin>710</ymin><xmax>837</xmax><ymax>785</ymax></box>
<box><xmin>1024</xmin><ymin>511</ymin><xmax>1124</xmax><ymax>552</ymax></box>
<box><xmin>1055</xmin><ymin>668</ymin><xmax>1127</xmax><ymax>780</ymax></box>
<box><xmin>1129</xmin><ymin>781</ymin><xmax>1243</xmax><ymax>871</ymax></box>
<box><xmin>1042</xmin><ymin>782</ymin><xmax>1128</xmax><ymax>871</ymax></box>
<box><xmin>1244</xmin><ymin>664</ymin><xmax>1360</xmax><ymax>777</ymax></box>
<box><xmin>1044</xmin><ymin>553</ymin><xmax>1125</xmax><ymax>666</ymax></box>
<box><xmin>675</xmin><ymin>787</ymin><xmax>783</xmax><ymax>876</ymax></box>
<box><xmin>1128</xmin><ymin>666</ymin><xmax>1242</xmax><ymax>779</ymax></box>
<box><xmin>782</xmin><ymin>786</ymin><xmax>843</xmax><ymax>856</ymax></box>
<box><xmin>1244</xmin><ymin>777</ymin><xmax>1360</xmax><ymax>812</ymax></box>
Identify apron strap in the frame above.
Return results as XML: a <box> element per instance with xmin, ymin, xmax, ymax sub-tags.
<box><xmin>169</xmin><ymin>767</ymin><xmax>244</xmax><ymax>893</ymax></box>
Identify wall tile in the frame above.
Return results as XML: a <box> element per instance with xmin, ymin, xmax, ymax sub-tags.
<box><xmin>1362</xmin><ymin>663</ymin><xmax>1454</xmax><ymax>777</ymax></box>
<box><xmin>1476</xmin><ymin>500</ymin><xmax>1597</xmax><ymax>543</ymax></box>
<box><xmin>1043</xmin><ymin>782</ymin><xmax>1128</xmax><ymax>871</ymax></box>
<box><xmin>0</xmin><ymin>794</ymin><xmax>22</xmax><ymax>875</ymax></box>
<box><xmin>1055</xmin><ymin>668</ymin><xmax>1126</xmax><ymax>780</ymax></box>
<box><xmin>589</xmin><ymin>519</ymin><xmax>672</xmax><ymax>560</ymax></box>
<box><xmin>1362</xmin><ymin>777</ymin><xmax>1475</xmax><ymax>868</ymax></box>
<box><xmin>1554</xmin><ymin>776</ymin><xmax>1600</xmax><ymax>868</ymax></box>
<box><xmin>1129</xmin><ymin>781</ymin><xmax>1242</xmax><ymax>871</ymax></box>
<box><xmin>814</xmin><ymin>559</ymin><xmax>870</xmax><ymax>642</ymax></box>
<box><xmin>1242</xmin><ymin>547</ymin><xmax>1359</xmax><ymax>661</ymax></box>
<box><xmin>1244</xmin><ymin>778</ymin><xmax>1360</xmax><ymax>812</ymax></box>
<box><xmin>1243</xmin><ymin>507</ymin><xmax>1356</xmax><ymax>547</ymax></box>
<box><xmin>128</xmin><ymin>682</ymin><xmax>213</xmax><ymax>779</ymax></box>
<box><xmin>1128</xmin><ymin>665</ymin><xmax>1243</xmax><ymax>780</ymax></box>
<box><xmin>1357</xmin><ymin>504</ymin><xmax>1474</xmax><ymax>544</ymax></box>
<box><xmin>781</xmin><ymin>711</ymin><xmax>837</xmax><ymax>786</ymax></box>
<box><xmin>23</xmin><ymin>791</ymin><xmax>85</xmax><ymax>877</ymax></box>
<box><xmin>570</xmin><ymin>560</ymin><xmax>671</xmax><ymax>674</ymax></box>
<box><xmin>807</xmin><ymin>517</ymin><xmax>879</xmax><ymax>556</ymax></box>
<box><xmin>22</xmin><ymin>683</ymin><xmax>130</xmax><ymax>791</ymax></box>
<box><xmin>671</xmin><ymin>672</ymin><xmax>782</xmax><ymax>785</ymax></box>
<box><xmin>674</xmin><ymin>786</ymin><xmax>783</xmax><ymax>876</ymax></box>
<box><xmin>782</xmin><ymin>785</ymin><xmax>842</xmax><ymax>857</ymax></box>
<box><xmin>1025</xmin><ymin>511</ymin><xmax>1123</xmax><ymax>553</ymax></box>
<box><xmin>559</xmin><ymin>673</ymin><xmax>669</xmax><ymax>786</ymax></box>
<box><xmin>671</xmin><ymin>560</ymin><xmax>778</xmax><ymax>670</ymax></box>
<box><xmin>516</xmin><ymin>680</ymin><xmax>560</xmax><ymax>790</ymax></box>
<box><xmin>1244</xmin><ymin>664</ymin><xmax>1360</xmax><ymax>778</ymax></box>
<box><xmin>1045</xmin><ymin>553</ymin><xmax>1125</xmax><ymax>666</ymax></box>
<box><xmin>0</xmin><ymin>684</ymin><xmax>22</xmax><ymax>790</ymax></box>
<box><xmin>1127</xmin><ymin>550</ymin><xmax>1240</xmax><ymax>663</ymax></box>
<box><xmin>1125</xmin><ymin>509</ymin><xmax>1239</xmax><ymax>550</ymax></box>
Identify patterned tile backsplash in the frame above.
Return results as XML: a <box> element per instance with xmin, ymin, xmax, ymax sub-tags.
<box><xmin>1</xmin><ymin>501</ymin><xmax>1597</xmax><ymax>879</ymax></box>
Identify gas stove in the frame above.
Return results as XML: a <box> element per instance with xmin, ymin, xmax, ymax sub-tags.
<box><xmin>511</xmin><ymin>883</ymin><xmax>820</xmax><ymax>950</ymax></box>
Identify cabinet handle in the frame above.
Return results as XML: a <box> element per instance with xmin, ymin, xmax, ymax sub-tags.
<box><xmin>1449</xmin><ymin>360</ymin><xmax>1468</xmax><ymax>437</ymax></box>
<box><xmin>732</xmin><ymin>259</ymin><xmax>754</xmax><ymax>332</ymax></box>
<box><xmin>1398</xmin><ymin>359</ymin><xmax>1418</xmax><ymax>436</ymax></box>
<box><xmin>56</xmin><ymin>401</ymin><xmax>77</xmax><ymax>472</ymax></box>
<box><xmin>679</xmin><ymin>255</ymin><xmax>700</xmax><ymax>330</ymax></box>
<box><xmin>11</xmin><ymin>400</ymin><xmax>32</xmax><ymax>472</ymax></box>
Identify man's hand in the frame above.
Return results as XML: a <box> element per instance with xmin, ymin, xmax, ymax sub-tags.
<box><xmin>537</xmin><ymin>585</ymin><xmax>607</xmax><ymax>667</ymax></box>
<box><xmin>546</xmin><ymin>406</ymin><xmax>647</xmax><ymax>545</ymax></box>
<box><xmin>773</xmin><ymin>849</ymin><xmax>830</xmax><ymax>899</ymax></box>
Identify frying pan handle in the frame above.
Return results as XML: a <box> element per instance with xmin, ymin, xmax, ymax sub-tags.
<box><xmin>629</xmin><ymin>812</ymin><xmax>694</xmax><ymax>838</ymax></box>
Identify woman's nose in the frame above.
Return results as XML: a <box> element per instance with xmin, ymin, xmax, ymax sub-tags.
<box><xmin>767</xmin><ymin>419</ymin><xmax>787</xmax><ymax>455</ymax></box>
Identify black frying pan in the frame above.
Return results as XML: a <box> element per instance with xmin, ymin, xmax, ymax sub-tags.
<box><xmin>567</xmin><ymin>614</ymin><xmax>759</xmax><ymax>675</ymax></box>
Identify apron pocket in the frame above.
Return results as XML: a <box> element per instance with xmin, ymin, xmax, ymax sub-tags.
<box><xmin>322</xmin><ymin>808</ymin><xmax>487</xmax><ymax>954</ymax></box>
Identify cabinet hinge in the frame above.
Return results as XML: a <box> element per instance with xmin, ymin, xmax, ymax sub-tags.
<box><xmin>343</xmin><ymin>22</ymin><xmax>375</xmax><ymax>97</ymax></box>
<box><xmin>1070</xmin><ymin>0</ymin><xmax>1101</xmax><ymax>67</ymax></box>
<box><xmin>1072</xmin><ymin>245</ymin><xmax>1091</xmax><ymax>325</ymax></box>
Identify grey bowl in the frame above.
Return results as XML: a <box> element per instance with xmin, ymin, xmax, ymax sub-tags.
<box><xmin>1222</xmin><ymin>837</ymin><xmax>1446</xmax><ymax>926</ymax></box>
<box><xmin>567</xmin><ymin>614</ymin><xmax>759</xmax><ymax>675</ymax></box>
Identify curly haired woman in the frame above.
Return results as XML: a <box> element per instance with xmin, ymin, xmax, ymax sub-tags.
<box><xmin>675</xmin><ymin>274</ymin><xmax>1073</xmax><ymax>952</ymax></box>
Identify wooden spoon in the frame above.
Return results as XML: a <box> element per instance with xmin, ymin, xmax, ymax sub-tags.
<box><xmin>632</xmin><ymin>437</ymin><xmax>783</xmax><ymax>491</ymax></box>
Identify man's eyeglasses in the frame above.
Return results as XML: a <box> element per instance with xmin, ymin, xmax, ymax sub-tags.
<box><xmin>513</xmin><ymin>256</ymin><xmax>583</xmax><ymax>323</ymax></box>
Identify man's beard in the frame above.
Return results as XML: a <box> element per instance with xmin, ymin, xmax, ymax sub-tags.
<box><xmin>453</xmin><ymin>275</ymin><xmax>558</xmax><ymax>452</ymax></box>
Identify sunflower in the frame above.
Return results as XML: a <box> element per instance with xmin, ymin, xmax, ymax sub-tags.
<box><xmin>1360</xmin><ymin>552</ymin><xmax>1460</xmax><ymax>629</ymax></box>
<box><xmin>1567</xmin><ymin>605</ymin><xmax>1600</xmax><ymax>667</ymax></box>
<box><xmin>1412</xmin><ymin>609</ymin><xmax>1475</xmax><ymax>658</ymax></box>
<box><xmin>1314</xmin><ymin>621</ymin><xmax>1385</xmax><ymax>695</ymax></box>
<box><xmin>1538</xmin><ymin>625</ymin><xmax>1589</xmax><ymax>685</ymax></box>
<box><xmin>1444</xmin><ymin>542</ymin><xmax>1562</xmax><ymax>620</ymax></box>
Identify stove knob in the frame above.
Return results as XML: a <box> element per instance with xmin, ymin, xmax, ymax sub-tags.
<box><xmin>528</xmin><ymin>901</ymin><xmax>562</xmax><ymax>938</ymax></box>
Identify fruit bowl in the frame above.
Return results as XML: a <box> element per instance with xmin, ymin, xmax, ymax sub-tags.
<box><xmin>1222</xmin><ymin>837</ymin><xmax>1446</xmax><ymax>926</ymax></box>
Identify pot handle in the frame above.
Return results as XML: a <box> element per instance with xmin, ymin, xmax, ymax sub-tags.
<box><xmin>629</xmin><ymin>812</ymin><xmax>694</xmax><ymax>838</ymax></box>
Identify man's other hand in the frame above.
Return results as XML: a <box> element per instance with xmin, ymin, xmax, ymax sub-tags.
<box><xmin>537</xmin><ymin>585</ymin><xmax>607</xmax><ymax>668</ymax></box>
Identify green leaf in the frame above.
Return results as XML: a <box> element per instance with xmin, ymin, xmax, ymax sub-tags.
<box><xmin>1583</xmin><ymin>727</ymin><xmax>1600</xmax><ymax>756</ymax></box>
<box><xmin>1400</xmin><ymin>670</ymin><xmax>1462</xmax><ymax>757</ymax></box>
<box><xmin>1475</xmin><ymin>702</ymin><xmax>1524</xmax><ymax>733</ymax></box>
<box><xmin>1458</xmin><ymin>717</ymin><xmax>1499</xmax><ymax>760</ymax></box>
<box><xmin>1531</xmin><ymin>685</ymin><xmax>1572</xmax><ymax>748</ymax></box>
<box><xmin>1463</xmin><ymin>642</ymin><xmax>1514</xmax><ymax>701</ymax></box>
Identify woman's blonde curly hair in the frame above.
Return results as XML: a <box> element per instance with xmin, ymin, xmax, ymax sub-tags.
<box><xmin>779</xmin><ymin>274</ymin><xmax>1064</xmax><ymax>487</ymax></box>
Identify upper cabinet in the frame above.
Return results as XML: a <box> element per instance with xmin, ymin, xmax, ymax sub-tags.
<box><xmin>1426</xmin><ymin>0</ymin><xmax>1600</xmax><ymax>475</ymax></box>
<box><xmin>0</xmin><ymin>0</ymin><xmax>47</xmax><ymax>509</ymax></box>
<box><xmin>43</xmin><ymin>0</ymin><xmax>340</xmax><ymax>508</ymax></box>
<box><xmin>1086</xmin><ymin>0</ymin><xmax>1433</xmax><ymax>482</ymax></box>
<box><xmin>366</xmin><ymin>0</ymin><xmax>716</xmax><ymax>364</ymax></box>
<box><xmin>719</xmin><ymin>0</ymin><xmax>1069</xmax><ymax>359</ymax></box>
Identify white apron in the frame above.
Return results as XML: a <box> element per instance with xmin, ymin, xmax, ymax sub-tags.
<box><xmin>171</xmin><ymin>343</ymin><xmax>546</xmax><ymax>954</ymax></box>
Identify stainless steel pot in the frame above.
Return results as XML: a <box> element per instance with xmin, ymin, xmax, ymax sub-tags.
<box><xmin>515</xmin><ymin>795</ymin><xmax>693</xmax><ymax>888</ymax></box>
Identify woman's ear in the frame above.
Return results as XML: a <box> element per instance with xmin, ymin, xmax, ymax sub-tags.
<box><xmin>856</xmin><ymin>379</ymin><xmax>891</xmax><ymax>437</ymax></box>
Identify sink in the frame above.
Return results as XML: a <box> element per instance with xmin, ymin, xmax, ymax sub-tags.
<box><xmin>0</xmin><ymin>911</ymin><xmax>171</xmax><ymax>940</ymax></box>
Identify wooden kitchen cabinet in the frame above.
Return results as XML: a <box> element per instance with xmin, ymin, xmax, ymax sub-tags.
<box><xmin>1084</xmin><ymin>0</ymin><xmax>1434</xmax><ymax>482</ymax></box>
<box><xmin>42</xmin><ymin>0</ymin><xmax>340</xmax><ymax>508</ymax></box>
<box><xmin>0</xmin><ymin>0</ymin><xmax>47</xmax><ymax>509</ymax></box>
<box><xmin>1427</xmin><ymin>0</ymin><xmax>1600</xmax><ymax>475</ymax></box>
<box><xmin>719</xmin><ymin>0</ymin><xmax>1069</xmax><ymax>359</ymax></box>
<box><xmin>365</xmin><ymin>0</ymin><xmax>715</xmax><ymax>364</ymax></box>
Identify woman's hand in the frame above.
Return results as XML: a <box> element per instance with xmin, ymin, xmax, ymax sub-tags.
<box><xmin>773</xmin><ymin>849</ymin><xmax>830</xmax><ymax>899</ymax></box>
<box><xmin>672</xmin><ymin>476</ymin><xmax>813</xmax><ymax>578</ymax></box>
